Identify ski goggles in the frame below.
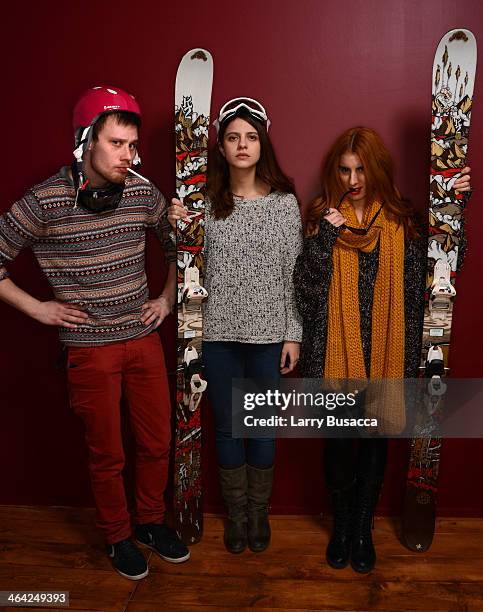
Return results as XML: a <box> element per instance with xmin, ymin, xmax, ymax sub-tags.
<box><xmin>213</xmin><ymin>97</ymin><xmax>271</xmax><ymax>133</ymax></box>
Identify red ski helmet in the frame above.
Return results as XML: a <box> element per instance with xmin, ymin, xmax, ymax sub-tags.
<box><xmin>73</xmin><ymin>85</ymin><xmax>141</xmax><ymax>134</ymax></box>
<box><xmin>71</xmin><ymin>86</ymin><xmax>143</xmax><ymax>211</ymax></box>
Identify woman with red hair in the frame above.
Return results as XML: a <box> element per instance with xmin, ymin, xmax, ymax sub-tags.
<box><xmin>294</xmin><ymin>127</ymin><xmax>471</xmax><ymax>573</ymax></box>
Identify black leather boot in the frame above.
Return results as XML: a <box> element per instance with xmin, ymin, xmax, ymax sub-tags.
<box><xmin>351</xmin><ymin>481</ymin><xmax>380</xmax><ymax>573</ymax></box>
<box><xmin>247</xmin><ymin>465</ymin><xmax>273</xmax><ymax>553</ymax></box>
<box><xmin>326</xmin><ymin>479</ymin><xmax>355</xmax><ymax>569</ymax></box>
<box><xmin>351</xmin><ymin>439</ymin><xmax>387</xmax><ymax>573</ymax></box>
<box><xmin>218</xmin><ymin>465</ymin><xmax>248</xmax><ymax>554</ymax></box>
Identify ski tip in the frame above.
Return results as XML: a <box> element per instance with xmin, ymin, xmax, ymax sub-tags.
<box><xmin>439</xmin><ymin>28</ymin><xmax>476</xmax><ymax>46</ymax></box>
<box><xmin>448</xmin><ymin>30</ymin><xmax>470</xmax><ymax>43</ymax></box>
<box><xmin>190</xmin><ymin>49</ymin><xmax>209</xmax><ymax>62</ymax></box>
<box><xmin>181</xmin><ymin>48</ymin><xmax>213</xmax><ymax>63</ymax></box>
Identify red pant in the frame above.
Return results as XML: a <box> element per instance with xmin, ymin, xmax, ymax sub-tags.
<box><xmin>67</xmin><ymin>333</ymin><xmax>171</xmax><ymax>544</ymax></box>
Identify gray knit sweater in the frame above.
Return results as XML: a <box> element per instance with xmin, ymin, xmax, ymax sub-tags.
<box><xmin>202</xmin><ymin>191</ymin><xmax>303</xmax><ymax>344</ymax></box>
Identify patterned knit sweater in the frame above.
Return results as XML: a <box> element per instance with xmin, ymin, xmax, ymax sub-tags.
<box><xmin>294</xmin><ymin>214</ymin><xmax>467</xmax><ymax>378</ymax></box>
<box><xmin>0</xmin><ymin>168</ymin><xmax>175</xmax><ymax>346</ymax></box>
<box><xmin>203</xmin><ymin>192</ymin><xmax>303</xmax><ymax>344</ymax></box>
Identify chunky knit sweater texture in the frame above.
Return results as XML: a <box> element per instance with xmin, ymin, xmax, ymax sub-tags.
<box><xmin>294</xmin><ymin>215</ymin><xmax>466</xmax><ymax>378</ymax></box>
<box><xmin>203</xmin><ymin>192</ymin><xmax>303</xmax><ymax>344</ymax></box>
<box><xmin>0</xmin><ymin>168</ymin><xmax>175</xmax><ymax>346</ymax></box>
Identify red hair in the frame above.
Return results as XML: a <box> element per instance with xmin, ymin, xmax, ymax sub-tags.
<box><xmin>305</xmin><ymin>127</ymin><xmax>419</xmax><ymax>237</ymax></box>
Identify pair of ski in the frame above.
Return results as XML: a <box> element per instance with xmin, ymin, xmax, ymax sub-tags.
<box><xmin>171</xmin><ymin>31</ymin><xmax>478</xmax><ymax>550</ymax></box>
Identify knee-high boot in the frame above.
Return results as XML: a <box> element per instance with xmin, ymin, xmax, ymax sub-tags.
<box><xmin>326</xmin><ymin>479</ymin><xmax>355</xmax><ymax>569</ymax></box>
<box><xmin>218</xmin><ymin>465</ymin><xmax>248</xmax><ymax>554</ymax></box>
<box><xmin>324</xmin><ymin>438</ymin><xmax>356</xmax><ymax>569</ymax></box>
<box><xmin>351</xmin><ymin>440</ymin><xmax>387</xmax><ymax>573</ymax></box>
<box><xmin>247</xmin><ymin>465</ymin><xmax>273</xmax><ymax>553</ymax></box>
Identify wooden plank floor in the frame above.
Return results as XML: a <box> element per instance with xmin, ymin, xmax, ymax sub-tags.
<box><xmin>0</xmin><ymin>506</ymin><xmax>482</xmax><ymax>611</ymax></box>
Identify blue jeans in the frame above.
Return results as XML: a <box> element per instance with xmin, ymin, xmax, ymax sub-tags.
<box><xmin>202</xmin><ymin>341</ymin><xmax>283</xmax><ymax>469</ymax></box>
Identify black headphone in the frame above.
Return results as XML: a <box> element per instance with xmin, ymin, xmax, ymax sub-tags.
<box><xmin>71</xmin><ymin>162</ymin><xmax>124</xmax><ymax>213</ymax></box>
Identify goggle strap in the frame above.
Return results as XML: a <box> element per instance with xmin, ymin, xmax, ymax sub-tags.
<box><xmin>218</xmin><ymin>97</ymin><xmax>268</xmax><ymax>120</ymax></box>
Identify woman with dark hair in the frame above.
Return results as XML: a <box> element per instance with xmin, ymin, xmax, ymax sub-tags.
<box><xmin>294</xmin><ymin>127</ymin><xmax>471</xmax><ymax>573</ymax></box>
<box><xmin>169</xmin><ymin>98</ymin><xmax>302</xmax><ymax>554</ymax></box>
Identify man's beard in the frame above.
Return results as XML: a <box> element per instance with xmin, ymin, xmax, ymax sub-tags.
<box><xmin>90</xmin><ymin>157</ymin><xmax>127</xmax><ymax>187</ymax></box>
<box><xmin>98</xmin><ymin>168</ymin><xmax>126</xmax><ymax>187</ymax></box>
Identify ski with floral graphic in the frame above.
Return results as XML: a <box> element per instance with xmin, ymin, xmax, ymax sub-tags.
<box><xmin>402</xmin><ymin>29</ymin><xmax>477</xmax><ymax>552</ymax></box>
<box><xmin>174</xmin><ymin>48</ymin><xmax>213</xmax><ymax>544</ymax></box>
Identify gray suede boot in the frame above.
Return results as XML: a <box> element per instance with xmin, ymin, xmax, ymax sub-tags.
<box><xmin>218</xmin><ymin>465</ymin><xmax>248</xmax><ymax>554</ymax></box>
<box><xmin>247</xmin><ymin>465</ymin><xmax>274</xmax><ymax>553</ymax></box>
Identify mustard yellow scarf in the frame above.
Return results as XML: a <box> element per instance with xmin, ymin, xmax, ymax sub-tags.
<box><xmin>324</xmin><ymin>200</ymin><xmax>406</xmax><ymax>432</ymax></box>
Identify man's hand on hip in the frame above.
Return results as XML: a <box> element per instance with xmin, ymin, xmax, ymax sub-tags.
<box><xmin>34</xmin><ymin>301</ymin><xmax>89</xmax><ymax>329</ymax></box>
<box><xmin>141</xmin><ymin>296</ymin><xmax>173</xmax><ymax>330</ymax></box>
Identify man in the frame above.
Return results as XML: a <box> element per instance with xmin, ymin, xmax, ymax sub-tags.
<box><xmin>0</xmin><ymin>86</ymin><xmax>189</xmax><ymax>580</ymax></box>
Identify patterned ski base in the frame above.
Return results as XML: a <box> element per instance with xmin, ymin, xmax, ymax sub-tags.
<box><xmin>402</xmin><ymin>29</ymin><xmax>477</xmax><ymax>553</ymax></box>
<box><xmin>174</xmin><ymin>48</ymin><xmax>213</xmax><ymax>545</ymax></box>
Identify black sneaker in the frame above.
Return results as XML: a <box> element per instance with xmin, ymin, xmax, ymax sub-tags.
<box><xmin>106</xmin><ymin>538</ymin><xmax>149</xmax><ymax>580</ymax></box>
<box><xmin>135</xmin><ymin>523</ymin><xmax>191</xmax><ymax>563</ymax></box>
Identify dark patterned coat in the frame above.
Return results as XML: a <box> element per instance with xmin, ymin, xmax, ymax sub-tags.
<box><xmin>293</xmin><ymin>214</ymin><xmax>466</xmax><ymax>379</ymax></box>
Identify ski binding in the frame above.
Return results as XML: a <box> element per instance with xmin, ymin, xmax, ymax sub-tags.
<box><xmin>429</xmin><ymin>259</ymin><xmax>456</xmax><ymax>321</ymax></box>
<box><xmin>182</xmin><ymin>265</ymin><xmax>208</xmax><ymax>305</ymax></box>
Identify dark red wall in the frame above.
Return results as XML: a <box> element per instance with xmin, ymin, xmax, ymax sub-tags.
<box><xmin>1</xmin><ymin>0</ymin><xmax>482</xmax><ymax>516</ymax></box>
